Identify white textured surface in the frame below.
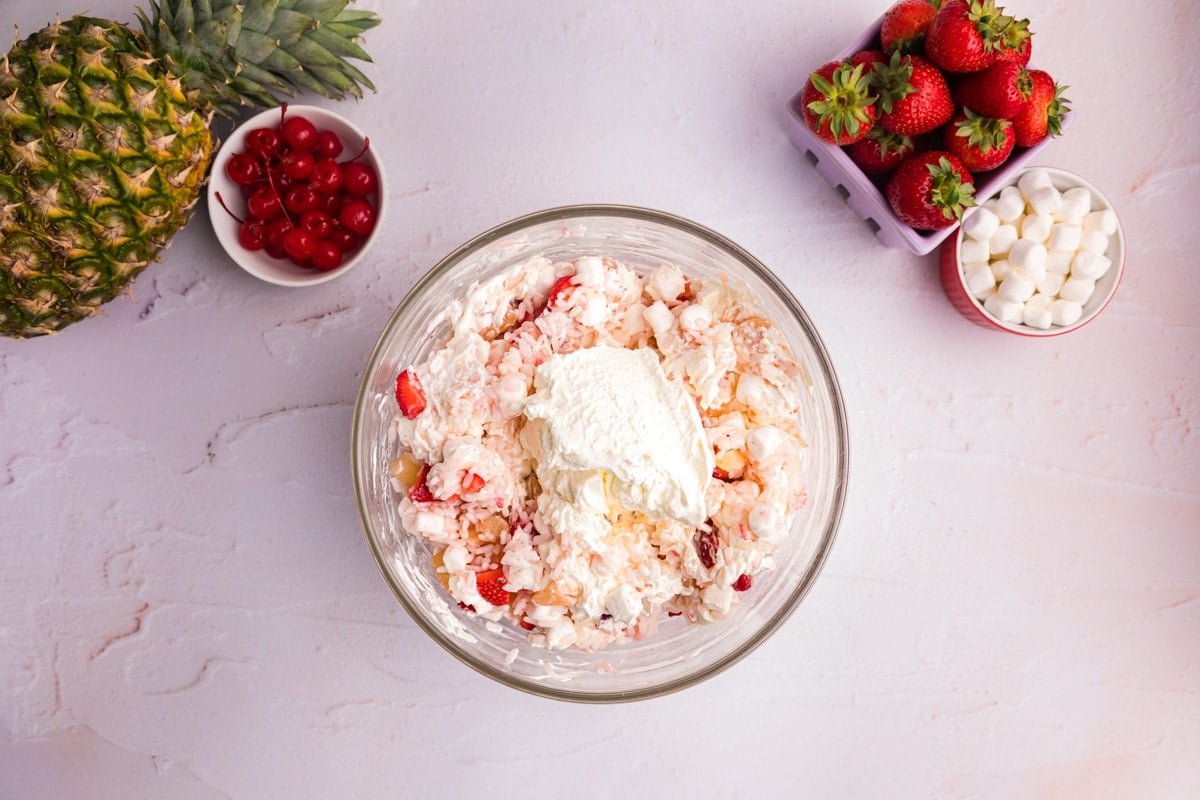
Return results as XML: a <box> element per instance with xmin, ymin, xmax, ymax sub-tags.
<box><xmin>2</xmin><ymin>1</ymin><xmax>1197</xmax><ymax>797</ymax></box>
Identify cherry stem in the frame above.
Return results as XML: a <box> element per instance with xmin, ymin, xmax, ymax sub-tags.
<box><xmin>213</xmin><ymin>191</ymin><xmax>246</xmax><ymax>225</ymax></box>
<box><xmin>348</xmin><ymin>136</ymin><xmax>371</xmax><ymax>163</ymax></box>
<box><xmin>263</xmin><ymin>168</ymin><xmax>296</xmax><ymax>226</ymax></box>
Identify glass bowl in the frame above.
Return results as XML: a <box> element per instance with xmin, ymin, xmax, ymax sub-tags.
<box><xmin>350</xmin><ymin>205</ymin><xmax>849</xmax><ymax>702</ymax></box>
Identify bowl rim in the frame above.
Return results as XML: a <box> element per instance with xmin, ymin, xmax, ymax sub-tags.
<box><xmin>350</xmin><ymin>203</ymin><xmax>850</xmax><ymax>702</ymax></box>
<box><xmin>945</xmin><ymin>166</ymin><xmax>1126</xmax><ymax>337</ymax></box>
<box><xmin>206</xmin><ymin>103</ymin><xmax>386</xmax><ymax>287</ymax></box>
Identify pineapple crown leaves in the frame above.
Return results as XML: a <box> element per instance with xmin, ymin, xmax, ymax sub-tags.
<box><xmin>870</xmin><ymin>51</ymin><xmax>918</xmax><ymax>114</ymax></box>
<box><xmin>953</xmin><ymin>107</ymin><xmax>1011</xmax><ymax>152</ymax></box>
<box><xmin>927</xmin><ymin>156</ymin><xmax>975</xmax><ymax>220</ymax></box>
<box><xmin>135</xmin><ymin>0</ymin><xmax>382</xmax><ymax>114</ymax></box>
<box><xmin>806</xmin><ymin>62</ymin><xmax>876</xmax><ymax>142</ymax></box>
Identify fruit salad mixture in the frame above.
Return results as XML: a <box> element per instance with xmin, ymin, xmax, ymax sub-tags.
<box><xmin>799</xmin><ymin>0</ymin><xmax>1070</xmax><ymax>231</ymax></box>
<box><xmin>387</xmin><ymin>256</ymin><xmax>809</xmax><ymax>650</ymax></box>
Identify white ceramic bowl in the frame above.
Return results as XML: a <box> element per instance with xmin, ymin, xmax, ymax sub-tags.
<box><xmin>207</xmin><ymin>104</ymin><xmax>386</xmax><ymax>287</ymax></box>
<box><xmin>939</xmin><ymin>167</ymin><xmax>1125</xmax><ymax>337</ymax></box>
<box><xmin>351</xmin><ymin>205</ymin><xmax>849</xmax><ymax>702</ymax></box>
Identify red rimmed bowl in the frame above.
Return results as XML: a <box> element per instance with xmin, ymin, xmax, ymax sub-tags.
<box><xmin>939</xmin><ymin>167</ymin><xmax>1125</xmax><ymax>336</ymax></box>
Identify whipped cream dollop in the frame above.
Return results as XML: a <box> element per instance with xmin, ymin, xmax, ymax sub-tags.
<box><xmin>521</xmin><ymin>345</ymin><xmax>714</xmax><ymax>530</ymax></box>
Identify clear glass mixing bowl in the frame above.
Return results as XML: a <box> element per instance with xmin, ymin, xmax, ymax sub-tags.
<box><xmin>351</xmin><ymin>205</ymin><xmax>848</xmax><ymax>702</ymax></box>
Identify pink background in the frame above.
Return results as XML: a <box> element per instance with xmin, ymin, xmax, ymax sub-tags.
<box><xmin>2</xmin><ymin>1</ymin><xmax>1197</xmax><ymax>797</ymax></box>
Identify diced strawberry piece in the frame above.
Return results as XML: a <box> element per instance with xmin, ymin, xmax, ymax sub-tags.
<box><xmin>407</xmin><ymin>463</ymin><xmax>434</xmax><ymax>503</ymax></box>
<box><xmin>519</xmin><ymin>618</ymin><xmax>536</xmax><ymax>631</ymax></box>
<box><xmin>732</xmin><ymin>574</ymin><xmax>753</xmax><ymax>592</ymax></box>
<box><xmin>545</xmin><ymin>275</ymin><xmax>575</xmax><ymax>310</ymax></box>
<box><xmin>474</xmin><ymin>568</ymin><xmax>510</xmax><ymax>607</ymax></box>
<box><xmin>693</xmin><ymin>529</ymin><xmax>719</xmax><ymax>569</ymax></box>
<box><xmin>461</xmin><ymin>472</ymin><xmax>485</xmax><ymax>494</ymax></box>
<box><xmin>395</xmin><ymin>370</ymin><xmax>426</xmax><ymax>418</ymax></box>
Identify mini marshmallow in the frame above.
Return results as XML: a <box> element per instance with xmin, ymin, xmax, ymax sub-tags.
<box><xmin>994</xmin><ymin>186</ymin><xmax>1026</xmax><ymax>222</ymax></box>
<box><xmin>963</xmin><ymin>264</ymin><xmax>996</xmax><ymax>297</ymax></box>
<box><xmin>1028</xmin><ymin>185</ymin><xmax>1063</xmax><ymax>216</ymax></box>
<box><xmin>1054</xmin><ymin>186</ymin><xmax>1092</xmax><ymax>222</ymax></box>
<box><xmin>990</xmin><ymin>224</ymin><xmax>1019</xmax><ymax>256</ymax></box>
<box><xmin>1047</xmin><ymin>223</ymin><xmax>1083</xmax><ymax>253</ymax></box>
<box><xmin>1079</xmin><ymin>228</ymin><xmax>1110</xmax><ymax>254</ymax></box>
<box><xmin>644</xmin><ymin>300</ymin><xmax>674</xmax><ymax>334</ymax></box>
<box><xmin>990</xmin><ymin>258</ymin><xmax>1013</xmax><ymax>281</ymax></box>
<box><xmin>1070</xmin><ymin>251</ymin><xmax>1112</xmax><ymax>281</ymax></box>
<box><xmin>1027</xmin><ymin>291</ymin><xmax>1056</xmax><ymax>309</ymax></box>
<box><xmin>1023</xmin><ymin>304</ymin><xmax>1053</xmax><ymax>330</ymax></box>
<box><xmin>1008</xmin><ymin>239</ymin><xmax>1047</xmax><ymax>274</ymax></box>
<box><xmin>1083</xmin><ymin>208</ymin><xmax>1118</xmax><ymax>236</ymax></box>
<box><xmin>1062</xmin><ymin>186</ymin><xmax>1092</xmax><ymax>208</ymax></box>
<box><xmin>959</xmin><ymin>238</ymin><xmax>990</xmax><ymax>265</ymax></box>
<box><xmin>574</xmin><ymin>256</ymin><xmax>605</xmax><ymax>285</ymax></box>
<box><xmin>1017</xmin><ymin>169</ymin><xmax>1054</xmax><ymax>198</ymax></box>
<box><xmin>1019</xmin><ymin>263</ymin><xmax>1046</xmax><ymax>284</ymax></box>
<box><xmin>678</xmin><ymin>303</ymin><xmax>712</xmax><ymax>331</ymax></box>
<box><xmin>998</xmin><ymin>272</ymin><xmax>1036</xmax><ymax>303</ymax></box>
<box><xmin>963</xmin><ymin>206</ymin><xmax>1000</xmax><ymax>241</ymax></box>
<box><xmin>1059</xmin><ymin>275</ymin><xmax>1096</xmax><ymax>304</ymax></box>
<box><xmin>984</xmin><ymin>291</ymin><xmax>1024</xmax><ymax>323</ymax></box>
<box><xmin>1020</xmin><ymin>213</ymin><xmax>1054</xmax><ymax>242</ymax></box>
<box><xmin>1045</xmin><ymin>250</ymin><xmax>1073</xmax><ymax>274</ymax></box>
<box><xmin>1049</xmin><ymin>298</ymin><xmax>1083</xmax><ymax>327</ymax></box>
<box><xmin>1035</xmin><ymin>271</ymin><xmax>1065</xmax><ymax>297</ymax></box>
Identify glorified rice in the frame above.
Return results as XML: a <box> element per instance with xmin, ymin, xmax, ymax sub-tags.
<box><xmin>388</xmin><ymin>255</ymin><xmax>808</xmax><ymax>651</ymax></box>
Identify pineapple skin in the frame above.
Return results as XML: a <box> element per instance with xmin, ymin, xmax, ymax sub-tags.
<box><xmin>0</xmin><ymin>16</ymin><xmax>214</xmax><ymax>338</ymax></box>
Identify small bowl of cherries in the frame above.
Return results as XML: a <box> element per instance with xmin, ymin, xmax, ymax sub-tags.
<box><xmin>207</xmin><ymin>104</ymin><xmax>385</xmax><ymax>286</ymax></box>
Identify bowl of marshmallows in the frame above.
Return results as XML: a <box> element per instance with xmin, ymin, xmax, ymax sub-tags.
<box><xmin>939</xmin><ymin>167</ymin><xmax>1125</xmax><ymax>336</ymax></box>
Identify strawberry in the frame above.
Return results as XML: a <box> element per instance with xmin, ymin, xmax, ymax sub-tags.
<box><xmin>885</xmin><ymin>151</ymin><xmax>975</xmax><ymax>230</ymax></box>
<box><xmin>693</xmin><ymin>529</ymin><xmax>719</xmax><ymax>569</ymax></box>
<box><xmin>545</xmin><ymin>274</ymin><xmax>576</xmax><ymax>310</ymax></box>
<box><xmin>1011</xmin><ymin>69</ymin><xmax>1070</xmax><ymax>147</ymax></box>
<box><xmin>943</xmin><ymin>109</ymin><xmax>1014</xmax><ymax>172</ymax></box>
<box><xmin>395</xmin><ymin>369</ymin><xmax>427</xmax><ymax>418</ymax></box>
<box><xmin>407</xmin><ymin>463</ymin><xmax>435</xmax><ymax>503</ymax></box>
<box><xmin>994</xmin><ymin>16</ymin><xmax>1032</xmax><ymax>65</ymax></box>
<box><xmin>474</xmin><ymin>568</ymin><xmax>510</xmax><ymax>607</ymax></box>
<box><xmin>880</xmin><ymin>0</ymin><xmax>940</xmax><ymax>55</ymax></box>
<box><xmin>872</xmin><ymin>53</ymin><xmax>953</xmax><ymax>136</ymax></box>
<box><xmin>925</xmin><ymin>0</ymin><xmax>1014</xmax><ymax>74</ymax></box>
<box><xmin>460</xmin><ymin>472</ymin><xmax>485</xmax><ymax>494</ymax></box>
<box><xmin>849</xmin><ymin>49</ymin><xmax>888</xmax><ymax>72</ymax></box>
<box><xmin>845</xmin><ymin>126</ymin><xmax>919</xmax><ymax>176</ymax></box>
<box><xmin>800</xmin><ymin>61</ymin><xmax>877</xmax><ymax>145</ymax></box>
<box><xmin>954</xmin><ymin>60</ymin><xmax>1032</xmax><ymax>119</ymax></box>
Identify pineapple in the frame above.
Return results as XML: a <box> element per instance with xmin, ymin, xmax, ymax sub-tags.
<box><xmin>0</xmin><ymin>1</ymin><xmax>380</xmax><ymax>338</ymax></box>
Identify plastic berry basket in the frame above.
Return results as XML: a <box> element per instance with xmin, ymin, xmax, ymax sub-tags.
<box><xmin>784</xmin><ymin>13</ymin><xmax>1073</xmax><ymax>255</ymax></box>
